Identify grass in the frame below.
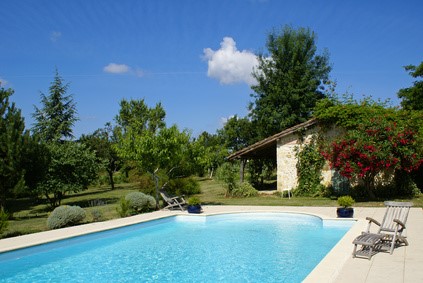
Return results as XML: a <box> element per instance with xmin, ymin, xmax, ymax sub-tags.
<box><xmin>3</xmin><ymin>183</ymin><xmax>141</xmax><ymax>238</ymax></box>
<box><xmin>1</xmin><ymin>178</ymin><xmax>422</xmax><ymax>239</ymax></box>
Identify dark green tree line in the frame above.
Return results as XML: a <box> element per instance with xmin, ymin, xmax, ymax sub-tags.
<box><xmin>0</xmin><ymin>86</ymin><xmax>28</xmax><ymax>209</ymax></box>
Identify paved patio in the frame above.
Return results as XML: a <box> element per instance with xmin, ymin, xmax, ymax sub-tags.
<box><xmin>0</xmin><ymin>205</ymin><xmax>422</xmax><ymax>282</ymax></box>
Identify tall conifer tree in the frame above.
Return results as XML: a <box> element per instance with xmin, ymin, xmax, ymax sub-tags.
<box><xmin>32</xmin><ymin>69</ymin><xmax>77</xmax><ymax>142</ymax></box>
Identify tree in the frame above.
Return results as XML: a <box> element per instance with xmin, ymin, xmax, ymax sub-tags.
<box><xmin>31</xmin><ymin>71</ymin><xmax>99</xmax><ymax>207</ymax></box>
<box><xmin>114</xmin><ymin>99</ymin><xmax>197</xmax><ymax>204</ymax></box>
<box><xmin>32</xmin><ymin>70</ymin><xmax>77</xmax><ymax>142</ymax></box>
<box><xmin>0</xmin><ymin>86</ymin><xmax>27</xmax><ymax>209</ymax></box>
<box><xmin>35</xmin><ymin>141</ymin><xmax>99</xmax><ymax>208</ymax></box>
<box><xmin>115</xmin><ymin>125</ymin><xmax>192</xmax><ymax>205</ymax></box>
<box><xmin>396</xmin><ymin>61</ymin><xmax>423</xmax><ymax>191</ymax></box>
<box><xmin>115</xmin><ymin>98</ymin><xmax>165</xmax><ymax>135</ymax></box>
<box><xmin>218</xmin><ymin>115</ymin><xmax>255</xmax><ymax>152</ymax></box>
<box><xmin>250</xmin><ymin>25</ymin><xmax>331</xmax><ymax>140</ymax></box>
<box><xmin>191</xmin><ymin>132</ymin><xmax>227</xmax><ymax>178</ymax></box>
<box><xmin>398</xmin><ymin>61</ymin><xmax>423</xmax><ymax>110</ymax></box>
<box><xmin>114</xmin><ymin>98</ymin><xmax>166</xmax><ymax>171</ymax></box>
<box><xmin>80</xmin><ymin>123</ymin><xmax>120</xmax><ymax>190</ymax></box>
<box><xmin>21</xmin><ymin>136</ymin><xmax>50</xmax><ymax>193</ymax></box>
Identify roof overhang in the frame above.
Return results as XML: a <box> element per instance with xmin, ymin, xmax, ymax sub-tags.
<box><xmin>227</xmin><ymin>118</ymin><xmax>318</xmax><ymax>160</ymax></box>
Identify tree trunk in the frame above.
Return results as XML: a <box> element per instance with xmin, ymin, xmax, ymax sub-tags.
<box><xmin>0</xmin><ymin>195</ymin><xmax>6</xmax><ymax>211</ymax></box>
<box><xmin>107</xmin><ymin>169</ymin><xmax>115</xmax><ymax>190</ymax></box>
<box><xmin>153</xmin><ymin>173</ymin><xmax>160</xmax><ymax>209</ymax></box>
<box><xmin>363</xmin><ymin>174</ymin><xmax>376</xmax><ymax>200</ymax></box>
<box><xmin>240</xmin><ymin>159</ymin><xmax>247</xmax><ymax>183</ymax></box>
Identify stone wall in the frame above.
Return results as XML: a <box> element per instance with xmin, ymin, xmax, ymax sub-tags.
<box><xmin>276</xmin><ymin>125</ymin><xmax>341</xmax><ymax>192</ymax></box>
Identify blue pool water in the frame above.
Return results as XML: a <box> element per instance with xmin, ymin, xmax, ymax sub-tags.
<box><xmin>0</xmin><ymin>213</ymin><xmax>353</xmax><ymax>282</ymax></box>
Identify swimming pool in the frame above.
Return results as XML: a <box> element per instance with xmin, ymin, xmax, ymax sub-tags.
<box><xmin>0</xmin><ymin>213</ymin><xmax>353</xmax><ymax>282</ymax></box>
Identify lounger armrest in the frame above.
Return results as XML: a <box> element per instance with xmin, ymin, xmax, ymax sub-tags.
<box><xmin>366</xmin><ymin>217</ymin><xmax>381</xmax><ymax>227</ymax></box>
<box><xmin>393</xmin><ymin>218</ymin><xmax>406</xmax><ymax>229</ymax></box>
<box><xmin>169</xmin><ymin>196</ymin><xmax>182</xmax><ymax>201</ymax></box>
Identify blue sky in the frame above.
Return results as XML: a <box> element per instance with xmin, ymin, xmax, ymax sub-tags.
<box><xmin>1</xmin><ymin>0</ymin><xmax>422</xmax><ymax>138</ymax></box>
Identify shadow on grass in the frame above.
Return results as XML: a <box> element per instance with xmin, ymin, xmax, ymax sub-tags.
<box><xmin>6</xmin><ymin>198</ymin><xmax>51</xmax><ymax>219</ymax></box>
<box><xmin>255</xmin><ymin>181</ymin><xmax>277</xmax><ymax>191</ymax></box>
<box><xmin>202</xmin><ymin>201</ymin><xmax>225</xmax><ymax>205</ymax></box>
<box><xmin>67</xmin><ymin>183</ymin><xmax>140</xmax><ymax>198</ymax></box>
<box><xmin>65</xmin><ymin>197</ymin><xmax>120</xmax><ymax>208</ymax></box>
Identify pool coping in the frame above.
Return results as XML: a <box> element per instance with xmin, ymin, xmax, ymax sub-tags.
<box><xmin>0</xmin><ymin>205</ymin><xmax>409</xmax><ymax>282</ymax></box>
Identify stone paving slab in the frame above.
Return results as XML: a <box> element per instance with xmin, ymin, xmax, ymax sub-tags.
<box><xmin>0</xmin><ymin>205</ymin><xmax>421</xmax><ymax>282</ymax></box>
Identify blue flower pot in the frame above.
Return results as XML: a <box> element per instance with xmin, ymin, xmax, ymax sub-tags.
<box><xmin>187</xmin><ymin>205</ymin><xmax>202</xmax><ymax>214</ymax></box>
<box><xmin>337</xmin><ymin>207</ymin><xmax>354</xmax><ymax>218</ymax></box>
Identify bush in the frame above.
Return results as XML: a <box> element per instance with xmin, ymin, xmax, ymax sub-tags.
<box><xmin>166</xmin><ymin>177</ymin><xmax>201</xmax><ymax>196</ymax></box>
<box><xmin>216</xmin><ymin>163</ymin><xmax>239</xmax><ymax>196</ymax></box>
<box><xmin>117</xmin><ymin>197</ymin><xmax>131</xmax><ymax>217</ymax></box>
<box><xmin>187</xmin><ymin>196</ymin><xmax>201</xmax><ymax>206</ymax></box>
<box><xmin>295</xmin><ymin>135</ymin><xmax>325</xmax><ymax>196</ymax></box>
<box><xmin>125</xmin><ymin>192</ymin><xmax>156</xmax><ymax>214</ymax></box>
<box><xmin>231</xmin><ymin>182</ymin><xmax>259</xmax><ymax>197</ymax></box>
<box><xmin>137</xmin><ymin>174</ymin><xmax>156</xmax><ymax>196</ymax></box>
<box><xmin>47</xmin><ymin>205</ymin><xmax>86</xmax><ymax>230</ymax></box>
<box><xmin>90</xmin><ymin>209</ymin><xmax>104</xmax><ymax>222</ymax></box>
<box><xmin>337</xmin><ymin>196</ymin><xmax>355</xmax><ymax>208</ymax></box>
<box><xmin>0</xmin><ymin>208</ymin><xmax>9</xmax><ymax>234</ymax></box>
<box><xmin>113</xmin><ymin>171</ymin><xmax>128</xmax><ymax>184</ymax></box>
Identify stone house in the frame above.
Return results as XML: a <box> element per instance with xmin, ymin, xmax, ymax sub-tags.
<box><xmin>227</xmin><ymin>118</ymin><xmax>339</xmax><ymax>193</ymax></box>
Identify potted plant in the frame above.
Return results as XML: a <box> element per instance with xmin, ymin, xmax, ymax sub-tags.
<box><xmin>336</xmin><ymin>195</ymin><xmax>355</xmax><ymax>218</ymax></box>
<box><xmin>187</xmin><ymin>196</ymin><xmax>202</xmax><ymax>214</ymax></box>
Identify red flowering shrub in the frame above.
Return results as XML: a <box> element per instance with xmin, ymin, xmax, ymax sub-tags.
<box><xmin>321</xmin><ymin>118</ymin><xmax>423</xmax><ymax>194</ymax></box>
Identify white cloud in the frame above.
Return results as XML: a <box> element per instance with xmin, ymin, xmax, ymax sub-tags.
<box><xmin>103</xmin><ymin>63</ymin><xmax>131</xmax><ymax>74</ymax></box>
<box><xmin>103</xmin><ymin>63</ymin><xmax>145</xmax><ymax>77</ymax></box>
<box><xmin>50</xmin><ymin>31</ymin><xmax>62</xmax><ymax>42</ymax></box>
<box><xmin>203</xmin><ymin>37</ymin><xmax>258</xmax><ymax>85</ymax></box>
<box><xmin>0</xmin><ymin>77</ymin><xmax>7</xmax><ymax>86</ymax></box>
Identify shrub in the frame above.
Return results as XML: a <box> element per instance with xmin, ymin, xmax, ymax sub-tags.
<box><xmin>231</xmin><ymin>182</ymin><xmax>259</xmax><ymax>197</ymax></box>
<box><xmin>137</xmin><ymin>174</ymin><xmax>156</xmax><ymax>196</ymax></box>
<box><xmin>113</xmin><ymin>171</ymin><xmax>128</xmax><ymax>184</ymax></box>
<box><xmin>337</xmin><ymin>196</ymin><xmax>355</xmax><ymax>208</ymax></box>
<box><xmin>0</xmin><ymin>208</ymin><xmax>9</xmax><ymax>234</ymax></box>
<box><xmin>98</xmin><ymin>174</ymin><xmax>110</xmax><ymax>186</ymax></box>
<box><xmin>125</xmin><ymin>192</ymin><xmax>156</xmax><ymax>214</ymax></box>
<box><xmin>117</xmin><ymin>197</ymin><xmax>130</xmax><ymax>217</ymax></box>
<box><xmin>166</xmin><ymin>177</ymin><xmax>201</xmax><ymax>196</ymax></box>
<box><xmin>216</xmin><ymin>162</ymin><xmax>239</xmax><ymax>196</ymax></box>
<box><xmin>47</xmin><ymin>205</ymin><xmax>86</xmax><ymax>230</ymax></box>
<box><xmin>320</xmin><ymin>116</ymin><xmax>423</xmax><ymax>199</ymax></box>
<box><xmin>295</xmin><ymin>135</ymin><xmax>325</xmax><ymax>196</ymax></box>
<box><xmin>187</xmin><ymin>196</ymin><xmax>201</xmax><ymax>206</ymax></box>
<box><xmin>90</xmin><ymin>209</ymin><xmax>104</xmax><ymax>222</ymax></box>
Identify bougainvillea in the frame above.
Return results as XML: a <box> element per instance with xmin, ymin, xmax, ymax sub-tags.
<box><xmin>321</xmin><ymin>117</ymin><xmax>423</xmax><ymax>194</ymax></box>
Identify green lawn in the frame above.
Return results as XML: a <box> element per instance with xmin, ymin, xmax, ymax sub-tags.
<box><xmin>1</xmin><ymin>178</ymin><xmax>422</xmax><ymax>239</ymax></box>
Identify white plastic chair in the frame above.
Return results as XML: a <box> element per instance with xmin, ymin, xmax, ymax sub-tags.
<box><xmin>281</xmin><ymin>187</ymin><xmax>292</xmax><ymax>199</ymax></box>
